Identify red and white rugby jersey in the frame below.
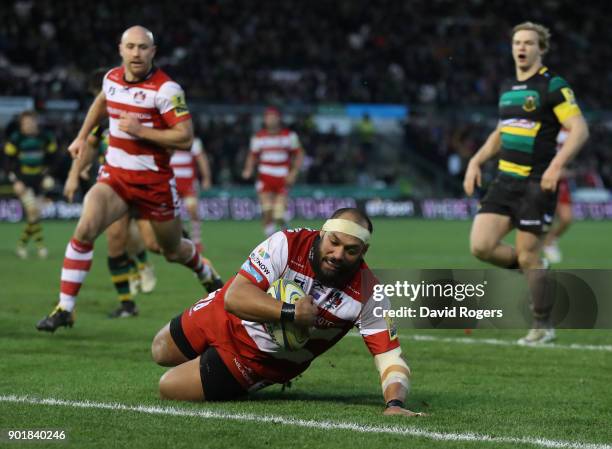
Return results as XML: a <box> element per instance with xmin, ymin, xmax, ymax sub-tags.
<box><xmin>208</xmin><ymin>228</ymin><xmax>399</xmax><ymax>383</ymax></box>
<box><xmin>102</xmin><ymin>66</ymin><xmax>191</xmax><ymax>182</ymax></box>
<box><xmin>249</xmin><ymin>128</ymin><xmax>301</xmax><ymax>179</ymax></box>
<box><xmin>170</xmin><ymin>137</ymin><xmax>203</xmax><ymax>180</ymax></box>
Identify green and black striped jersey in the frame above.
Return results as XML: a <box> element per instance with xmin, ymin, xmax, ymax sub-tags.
<box><xmin>497</xmin><ymin>66</ymin><xmax>581</xmax><ymax>179</ymax></box>
<box><xmin>4</xmin><ymin>130</ymin><xmax>57</xmax><ymax>175</ymax></box>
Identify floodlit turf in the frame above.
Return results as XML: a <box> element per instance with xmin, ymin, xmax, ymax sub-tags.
<box><xmin>1</xmin><ymin>219</ymin><xmax>611</xmax><ymax>449</ymax></box>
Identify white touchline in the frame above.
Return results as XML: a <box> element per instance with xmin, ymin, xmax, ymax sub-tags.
<box><xmin>0</xmin><ymin>395</ymin><xmax>610</xmax><ymax>449</ymax></box>
<box><xmin>348</xmin><ymin>333</ymin><xmax>612</xmax><ymax>352</ymax></box>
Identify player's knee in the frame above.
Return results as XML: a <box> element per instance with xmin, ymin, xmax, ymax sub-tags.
<box><xmin>517</xmin><ymin>250</ymin><xmax>539</xmax><ymax>269</ymax></box>
<box><xmin>470</xmin><ymin>240</ymin><xmax>493</xmax><ymax>261</ymax></box>
<box><xmin>74</xmin><ymin>220</ymin><xmax>98</xmax><ymax>243</ymax></box>
<box><xmin>158</xmin><ymin>371</ymin><xmax>177</xmax><ymax>400</ymax></box>
<box><xmin>162</xmin><ymin>250</ymin><xmax>181</xmax><ymax>263</ymax></box>
<box><xmin>151</xmin><ymin>334</ymin><xmax>169</xmax><ymax>366</ymax></box>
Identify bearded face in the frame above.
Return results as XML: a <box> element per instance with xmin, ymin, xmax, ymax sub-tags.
<box><xmin>309</xmin><ymin>234</ymin><xmax>365</xmax><ymax>289</ymax></box>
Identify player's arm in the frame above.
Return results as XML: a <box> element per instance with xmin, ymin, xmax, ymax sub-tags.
<box><xmin>224</xmin><ymin>274</ymin><xmax>316</xmax><ymax>327</ymax></box>
<box><xmin>68</xmin><ymin>91</ymin><xmax>107</xmax><ymax>159</ymax></box>
<box><xmin>194</xmin><ymin>151</ymin><xmax>212</xmax><ymax>190</ymax></box>
<box><xmin>359</xmin><ymin>293</ymin><xmax>424</xmax><ymax>417</ymax></box>
<box><xmin>541</xmin><ymin>95</ymin><xmax>589</xmax><ymax>191</ymax></box>
<box><xmin>119</xmin><ymin>114</ymin><xmax>194</xmax><ymax>150</ymax></box>
<box><xmin>242</xmin><ymin>147</ymin><xmax>257</xmax><ymax>179</ymax></box>
<box><xmin>64</xmin><ymin>132</ymin><xmax>98</xmax><ymax>202</ymax></box>
<box><xmin>3</xmin><ymin>138</ymin><xmax>19</xmax><ymax>181</ymax></box>
<box><xmin>287</xmin><ymin>147</ymin><xmax>304</xmax><ymax>185</ymax></box>
<box><xmin>463</xmin><ymin>124</ymin><xmax>502</xmax><ymax>196</ymax></box>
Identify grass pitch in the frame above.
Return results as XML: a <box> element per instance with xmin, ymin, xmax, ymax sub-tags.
<box><xmin>0</xmin><ymin>219</ymin><xmax>611</xmax><ymax>449</ymax></box>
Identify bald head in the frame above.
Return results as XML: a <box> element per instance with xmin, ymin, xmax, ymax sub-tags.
<box><xmin>121</xmin><ymin>25</ymin><xmax>155</xmax><ymax>46</ymax></box>
<box><xmin>119</xmin><ymin>25</ymin><xmax>156</xmax><ymax>81</ymax></box>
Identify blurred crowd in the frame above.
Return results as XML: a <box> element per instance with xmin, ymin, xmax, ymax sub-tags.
<box><xmin>1</xmin><ymin>0</ymin><xmax>611</xmax><ymax>194</ymax></box>
<box><xmin>1</xmin><ymin>0</ymin><xmax>610</xmax><ymax>107</ymax></box>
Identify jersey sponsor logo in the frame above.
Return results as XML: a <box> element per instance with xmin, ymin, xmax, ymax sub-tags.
<box><xmin>314</xmin><ymin>315</ymin><xmax>338</xmax><ymax>329</ymax></box>
<box><xmin>385</xmin><ymin>316</ymin><xmax>398</xmax><ymax>340</ymax></box>
<box><xmin>520</xmin><ymin>219</ymin><xmax>541</xmax><ymax>226</ymax></box>
<box><xmin>511</xmin><ymin>84</ymin><xmax>527</xmax><ymax>90</ymax></box>
<box><xmin>133</xmin><ymin>90</ymin><xmax>146</xmax><ymax>103</ymax></box>
<box><xmin>257</xmin><ymin>248</ymin><xmax>270</xmax><ymax>260</ymax></box>
<box><xmin>171</xmin><ymin>93</ymin><xmax>189</xmax><ymax>117</ymax></box>
<box><xmin>249</xmin><ymin>256</ymin><xmax>271</xmax><ymax>276</ymax></box>
<box><xmin>522</xmin><ymin>95</ymin><xmax>537</xmax><ymax>112</ymax></box>
<box><xmin>241</xmin><ymin>260</ymin><xmax>263</xmax><ymax>283</ymax></box>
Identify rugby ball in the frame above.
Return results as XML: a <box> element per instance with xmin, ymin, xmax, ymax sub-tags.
<box><xmin>265</xmin><ymin>279</ymin><xmax>310</xmax><ymax>351</ymax></box>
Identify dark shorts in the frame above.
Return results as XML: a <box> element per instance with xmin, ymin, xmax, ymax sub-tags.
<box><xmin>170</xmin><ymin>314</ymin><xmax>248</xmax><ymax>401</ymax></box>
<box><xmin>18</xmin><ymin>174</ymin><xmax>43</xmax><ymax>195</ymax></box>
<box><xmin>478</xmin><ymin>174</ymin><xmax>557</xmax><ymax>235</ymax></box>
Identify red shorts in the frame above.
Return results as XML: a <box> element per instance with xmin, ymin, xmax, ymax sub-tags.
<box><xmin>175</xmin><ymin>177</ymin><xmax>198</xmax><ymax>198</ymax></box>
<box><xmin>557</xmin><ymin>178</ymin><xmax>572</xmax><ymax>205</ymax></box>
<box><xmin>97</xmin><ymin>165</ymin><xmax>180</xmax><ymax>221</ymax></box>
<box><xmin>170</xmin><ymin>292</ymin><xmax>272</xmax><ymax>392</ymax></box>
<box><xmin>256</xmin><ymin>174</ymin><xmax>288</xmax><ymax>195</ymax></box>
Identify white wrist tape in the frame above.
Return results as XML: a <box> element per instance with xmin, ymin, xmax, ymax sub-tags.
<box><xmin>374</xmin><ymin>347</ymin><xmax>411</xmax><ymax>394</ymax></box>
<box><xmin>321</xmin><ymin>218</ymin><xmax>370</xmax><ymax>243</ymax></box>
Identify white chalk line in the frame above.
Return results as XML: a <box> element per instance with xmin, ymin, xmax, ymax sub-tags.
<box><xmin>0</xmin><ymin>395</ymin><xmax>610</xmax><ymax>449</ymax></box>
<box><xmin>348</xmin><ymin>333</ymin><xmax>612</xmax><ymax>352</ymax></box>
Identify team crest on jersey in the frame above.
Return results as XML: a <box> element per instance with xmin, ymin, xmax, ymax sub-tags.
<box><xmin>108</xmin><ymin>86</ymin><xmax>116</xmax><ymax>96</ymax></box>
<box><xmin>171</xmin><ymin>94</ymin><xmax>189</xmax><ymax>117</ymax></box>
<box><xmin>522</xmin><ymin>95</ymin><xmax>537</xmax><ymax>112</ymax></box>
<box><xmin>133</xmin><ymin>90</ymin><xmax>146</xmax><ymax>103</ymax></box>
<box><xmin>324</xmin><ymin>291</ymin><xmax>343</xmax><ymax>310</ymax></box>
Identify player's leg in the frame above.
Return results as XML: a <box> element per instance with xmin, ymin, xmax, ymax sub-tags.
<box><xmin>106</xmin><ymin>215</ymin><xmax>139</xmax><ymax>318</ymax></box>
<box><xmin>543</xmin><ymin>202</ymin><xmax>572</xmax><ymax>264</ymax></box>
<box><xmin>272</xmin><ymin>192</ymin><xmax>288</xmax><ymax>230</ymax></box>
<box><xmin>184</xmin><ymin>193</ymin><xmax>203</xmax><ymax>253</ymax></box>
<box><xmin>149</xmin><ymin>217</ymin><xmax>223</xmax><ymax>293</ymax></box>
<box><xmin>259</xmin><ymin>192</ymin><xmax>275</xmax><ymax>237</ymax></box>
<box><xmin>516</xmin><ymin>230</ymin><xmax>555</xmax><ymax>344</ymax></box>
<box><xmin>158</xmin><ymin>348</ymin><xmax>248</xmax><ymax>402</ymax></box>
<box><xmin>28</xmin><ymin>196</ymin><xmax>48</xmax><ymax>259</ymax></box>
<box><xmin>516</xmin><ymin>181</ymin><xmax>557</xmax><ymax>344</ymax></box>
<box><xmin>469</xmin><ymin>213</ymin><xmax>517</xmax><ymax>268</ymax></box>
<box><xmin>13</xmin><ymin>181</ymin><xmax>39</xmax><ymax>258</ymax></box>
<box><xmin>128</xmin><ymin>219</ymin><xmax>157</xmax><ymax>293</ymax></box>
<box><xmin>36</xmin><ymin>183</ymin><xmax>129</xmax><ymax>332</ymax></box>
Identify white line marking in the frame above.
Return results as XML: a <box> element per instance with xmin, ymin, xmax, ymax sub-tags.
<box><xmin>348</xmin><ymin>333</ymin><xmax>612</xmax><ymax>352</ymax></box>
<box><xmin>0</xmin><ymin>395</ymin><xmax>610</xmax><ymax>449</ymax></box>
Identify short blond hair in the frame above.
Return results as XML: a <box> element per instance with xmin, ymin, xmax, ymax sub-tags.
<box><xmin>512</xmin><ymin>22</ymin><xmax>551</xmax><ymax>54</ymax></box>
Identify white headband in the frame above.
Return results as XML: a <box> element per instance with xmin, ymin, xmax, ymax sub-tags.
<box><xmin>321</xmin><ymin>219</ymin><xmax>371</xmax><ymax>244</ymax></box>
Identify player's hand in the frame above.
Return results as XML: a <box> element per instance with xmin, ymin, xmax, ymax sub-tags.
<box><xmin>383</xmin><ymin>406</ymin><xmax>427</xmax><ymax>417</ymax></box>
<box><xmin>541</xmin><ymin>163</ymin><xmax>561</xmax><ymax>192</ymax></box>
<box><xmin>241</xmin><ymin>169</ymin><xmax>252</xmax><ymax>180</ymax></box>
<box><xmin>63</xmin><ymin>175</ymin><xmax>80</xmax><ymax>203</ymax></box>
<box><xmin>201</xmin><ymin>178</ymin><xmax>211</xmax><ymax>190</ymax></box>
<box><xmin>294</xmin><ymin>295</ymin><xmax>318</xmax><ymax>328</ymax></box>
<box><xmin>12</xmin><ymin>180</ymin><xmax>26</xmax><ymax>196</ymax></box>
<box><xmin>286</xmin><ymin>171</ymin><xmax>297</xmax><ymax>186</ymax></box>
<box><xmin>463</xmin><ymin>162</ymin><xmax>482</xmax><ymax>196</ymax></box>
<box><xmin>118</xmin><ymin>112</ymin><xmax>143</xmax><ymax>137</ymax></box>
<box><xmin>67</xmin><ymin>137</ymin><xmax>87</xmax><ymax>159</ymax></box>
